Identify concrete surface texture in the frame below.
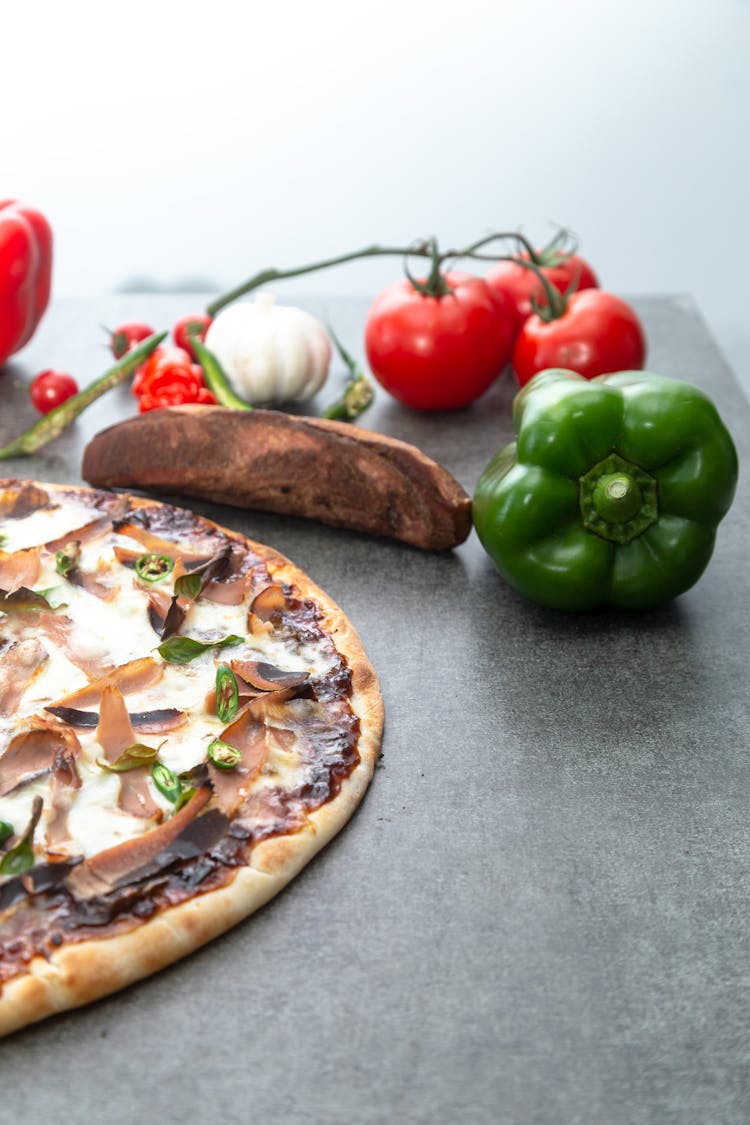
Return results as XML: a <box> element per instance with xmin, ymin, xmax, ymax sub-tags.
<box><xmin>0</xmin><ymin>295</ymin><xmax>748</xmax><ymax>1124</ymax></box>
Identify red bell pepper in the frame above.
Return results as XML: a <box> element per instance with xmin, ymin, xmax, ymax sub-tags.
<box><xmin>0</xmin><ymin>200</ymin><xmax>53</xmax><ymax>366</ymax></box>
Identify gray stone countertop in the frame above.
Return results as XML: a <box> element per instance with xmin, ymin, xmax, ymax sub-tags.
<box><xmin>0</xmin><ymin>295</ymin><xmax>748</xmax><ymax>1125</ymax></box>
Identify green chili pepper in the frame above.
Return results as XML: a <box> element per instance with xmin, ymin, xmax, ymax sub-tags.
<box><xmin>0</xmin><ymin>821</ymin><xmax>13</xmax><ymax>846</ymax></box>
<box><xmin>473</xmin><ymin>368</ymin><xmax>739</xmax><ymax>611</ymax></box>
<box><xmin>215</xmin><ymin>664</ymin><xmax>239</xmax><ymax>724</ymax></box>
<box><xmin>207</xmin><ymin>738</ymin><xmax>242</xmax><ymax>770</ymax></box>
<box><xmin>156</xmin><ymin>634</ymin><xmax>244</xmax><ymax>665</ymax></box>
<box><xmin>151</xmin><ymin>761</ymin><xmax>183</xmax><ymax>803</ymax></box>
<box><xmin>191</xmin><ymin>336</ymin><xmax>253</xmax><ymax>411</ymax></box>
<box><xmin>323</xmin><ymin>325</ymin><xmax>375</xmax><ymax>422</ymax></box>
<box><xmin>0</xmin><ymin>331</ymin><xmax>167</xmax><ymax>460</ymax></box>
<box><xmin>173</xmin><ymin>786</ymin><xmax>197</xmax><ymax>813</ymax></box>
<box><xmin>135</xmin><ymin>553</ymin><xmax>175</xmax><ymax>583</ymax></box>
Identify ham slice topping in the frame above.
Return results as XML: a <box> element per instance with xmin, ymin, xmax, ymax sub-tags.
<box><xmin>0</xmin><ymin>720</ymin><xmax>81</xmax><ymax>797</ymax></box>
<box><xmin>96</xmin><ymin>685</ymin><xmax>161</xmax><ymax>819</ymax></box>
<box><xmin>0</xmin><ymin>547</ymin><xmax>41</xmax><ymax>594</ymax></box>
<box><xmin>65</xmin><ymin>785</ymin><xmax>212</xmax><ymax>899</ymax></box>
<box><xmin>48</xmin><ymin>656</ymin><xmax>163</xmax><ymax>710</ymax></box>
<box><xmin>0</xmin><ymin>637</ymin><xmax>48</xmax><ymax>717</ymax></box>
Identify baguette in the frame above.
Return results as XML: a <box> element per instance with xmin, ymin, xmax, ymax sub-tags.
<box><xmin>82</xmin><ymin>405</ymin><xmax>472</xmax><ymax>551</ymax></box>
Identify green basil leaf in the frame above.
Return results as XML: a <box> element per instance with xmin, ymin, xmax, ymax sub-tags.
<box><xmin>0</xmin><ymin>838</ymin><xmax>34</xmax><ymax>877</ymax></box>
<box><xmin>157</xmin><ymin>634</ymin><xmax>244</xmax><ymax>665</ymax></box>
<box><xmin>55</xmin><ymin>541</ymin><xmax>81</xmax><ymax>577</ymax></box>
<box><xmin>0</xmin><ymin>821</ymin><xmax>14</xmax><ymax>846</ymax></box>
<box><xmin>97</xmin><ymin>743</ymin><xmax>162</xmax><ymax>773</ymax></box>
<box><xmin>174</xmin><ymin>572</ymin><xmax>202</xmax><ymax>600</ymax></box>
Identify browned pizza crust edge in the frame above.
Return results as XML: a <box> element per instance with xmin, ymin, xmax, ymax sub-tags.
<box><xmin>0</xmin><ymin>483</ymin><xmax>384</xmax><ymax>1037</ymax></box>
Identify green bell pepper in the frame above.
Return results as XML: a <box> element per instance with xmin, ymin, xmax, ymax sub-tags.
<box><xmin>473</xmin><ymin>368</ymin><xmax>738</xmax><ymax>611</ymax></box>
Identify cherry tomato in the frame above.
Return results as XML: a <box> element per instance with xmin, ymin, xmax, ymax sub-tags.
<box><xmin>364</xmin><ymin>272</ymin><xmax>514</xmax><ymax>411</ymax></box>
<box><xmin>486</xmin><ymin>252</ymin><xmax>599</xmax><ymax>333</ymax></box>
<box><xmin>173</xmin><ymin>313</ymin><xmax>212</xmax><ymax>361</ymax></box>
<box><xmin>29</xmin><ymin>369</ymin><xmax>79</xmax><ymax>414</ymax></box>
<box><xmin>512</xmin><ymin>290</ymin><xmax>646</xmax><ymax>387</ymax></box>
<box><xmin>109</xmin><ymin>322</ymin><xmax>155</xmax><ymax>359</ymax></box>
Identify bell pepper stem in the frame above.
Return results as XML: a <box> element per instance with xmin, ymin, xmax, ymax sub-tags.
<box><xmin>0</xmin><ymin>331</ymin><xmax>167</xmax><ymax>460</ymax></box>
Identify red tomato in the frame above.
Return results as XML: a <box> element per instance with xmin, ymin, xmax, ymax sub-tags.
<box><xmin>512</xmin><ymin>290</ymin><xmax>646</xmax><ymax>387</ymax></box>
<box><xmin>29</xmin><ymin>369</ymin><xmax>79</xmax><ymax>414</ymax></box>
<box><xmin>364</xmin><ymin>272</ymin><xmax>514</xmax><ymax>411</ymax></box>
<box><xmin>173</xmin><ymin>313</ymin><xmax>212</xmax><ymax>360</ymax></box>
<box><xmin>110</xmin><ymin>322</ymin><xmax>155</xmax><ymax>359</ymax></box>
<box><xmin>486</xmin><ymin>252</ymin><xmax>599</xmax><ymax>333</ymax></box>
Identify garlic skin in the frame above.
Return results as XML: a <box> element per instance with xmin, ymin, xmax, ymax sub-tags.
<box><xmin>204</xmin><ymin>294</ymin><xmax>331</xmax><ymax>405</ymax></box>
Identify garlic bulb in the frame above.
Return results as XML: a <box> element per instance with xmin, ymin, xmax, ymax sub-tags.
<box><xmin>204</xmin><ymin>294</ymin><xmax>331</xmax><ymax>404</ymax></box>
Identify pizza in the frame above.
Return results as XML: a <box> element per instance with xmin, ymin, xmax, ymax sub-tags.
<box><xmin>0</xmin><ymin>478</ymin><xmax>383</xmax><ymax>1035</ymax></box>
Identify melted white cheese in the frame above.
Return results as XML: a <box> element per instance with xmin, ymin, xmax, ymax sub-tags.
<box><xmin>0</xmin><ymin>490</ymin><xmax>337</xmax><ymax>863</ymax></box>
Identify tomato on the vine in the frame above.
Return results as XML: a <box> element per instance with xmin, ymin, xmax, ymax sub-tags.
<box><xmin>364</xmin><ymin>272</ymin><xmax>514</xmax><ymax>411</ymax></box>
<box><xmin>30</xmin><ymin>370</ymin><xmax>79</xmax><ymax>414</ymax></box>
<box><xmin>486</xmin><ymin>252</ymin><xmax>599</xmax><ymax>333</ymax></box>
<box><xmin>109</xmin><ymin>322</ymin><xmax>155</xmax><ymax>359</ymax></box>
<box><xmin>173</xmin><ymin>313</ymin><xmax>212</xmax><ymax>361</ymax></box>
<box><xmin>512</xmin><ymin>290</ymin><xmax>646</xmax><ymax>387</ymax></box>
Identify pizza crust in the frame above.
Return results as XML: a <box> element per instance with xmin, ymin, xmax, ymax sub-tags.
<box><xmin>0</xmin><ymin>482</ymin><xmax>384</xmax><ymax>1037</ymax></box>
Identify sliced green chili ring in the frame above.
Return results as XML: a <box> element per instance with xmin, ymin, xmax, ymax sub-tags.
<box><xmin>0</xmin><ymin>838</ymin><xmax>34</xmax><ymax>877</ymax></box>
<box><xmin>0</xmin><ymin>821</ymin><xmax>14</xmax><ymax>846</ymax></box>
<box><xmin>207</xmin><ymin>738</ymin><xmax>242</xmax><ymax>770</ymax></box>
<box><xmin>215</xmin><ymin>664</ymin><xmax>239</xmax><ymax>724</ymax></box>
<box><xmin>151</xmin><ymin>761</ymin><xmax>183</xmax><ymax>803</ymax></box>
<box><xmin>135</xmin><ymin>553</ymin><xmax>175</xmax><ymax>583</ymax></box>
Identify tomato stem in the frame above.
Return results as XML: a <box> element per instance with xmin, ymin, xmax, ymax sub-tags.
<box><xmin>205</xmin><ymin>230</ymin><xmax>564</xmax><ymax>315</ymax></box>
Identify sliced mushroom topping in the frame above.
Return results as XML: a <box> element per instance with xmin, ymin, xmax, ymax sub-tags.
<box><xmin>0</xmin><ymin>637</ymin><xmax>48</xmax><ymax>717</ymax></box>
<box><xmin>45</xmin><ymin>512</ymin><xmax>116</xmax><ymax>552</ymax></box>
<box><xmin>114</xmin><ymin>521</ymin><xmax>219</xmax><ymax>566</ymax></box>
<box><xmin>0</xmin><ymin>547</ymin><xmax>41</xmax><ymax>594</ymax></box>
<box><xmin>202</xmin><ymin>543</ymin><xmax>256</xmax><ymax>606</ymax></box>
<box><xmin>0</xmin><ymin>483</ymin><xmax>53</xmax><ymax>519</ymax></box>
<box><xmin>230</xmin><ymin>659</ymin><xmax>309</xmax><ymax>693</ymax></box>
<box><xmin>249</xmin><ymin>585</ymin><xmax>288</xmax><ymax>627</ymax></box>
<box><xmin>0</xmin><ymin>721</ymin><xmax>81</xmax><ymax>797</ymax></box>
<box><xmin>46</xmin><ymin>705</ymin><xmax>185</xmax><ymax>733</ymax></box>
<box><xmin>48</xmin><ymin>656</ymin><xmax>163</xmax><ymax>710</ymax></box>
<box><xmin>64</xmin><ymin>785</ymin><xmax>212</xmax><ymax>899</ymax></box>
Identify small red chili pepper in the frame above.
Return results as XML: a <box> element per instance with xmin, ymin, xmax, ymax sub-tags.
<box><xmin>134</xmin><ymin>345</ymin><xmax>216</xmax><ymax>412</ymax></box>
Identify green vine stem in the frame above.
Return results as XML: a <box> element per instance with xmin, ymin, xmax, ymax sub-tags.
<box><xmin>204</xmin><ymin>230</ymin><xmax>563</xmax><ymax>317</ymax></box>
<box><xmin>0</xmin><ymin>331</ymin><xmax>166</xmax><ymax>460</ymax></box>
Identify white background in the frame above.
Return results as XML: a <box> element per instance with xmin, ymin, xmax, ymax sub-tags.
<box><xmin>3</xmin><ymin>0</ymin><xmax>749</xmax><ymax>393</ymax></box>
